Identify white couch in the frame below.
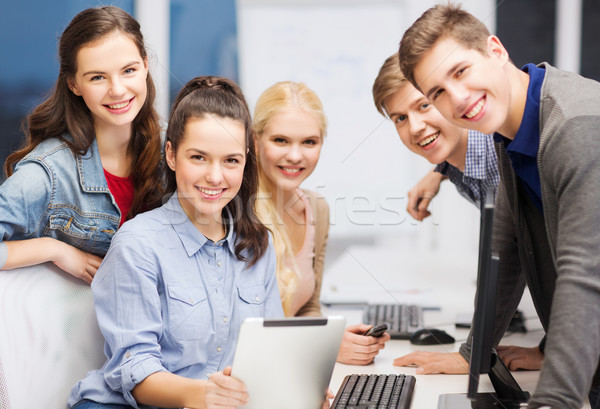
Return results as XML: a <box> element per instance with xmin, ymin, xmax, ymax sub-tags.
<box><xmin>0</xmin><ymin>262</ymin><xmax>105</xmax><ymax>409</ymax></box>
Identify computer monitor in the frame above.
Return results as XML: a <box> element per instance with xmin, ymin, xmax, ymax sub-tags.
<box><xmin>438</xmin><ymin>188</ymin><xmax>530</xmax><ymax>409</ymax></box>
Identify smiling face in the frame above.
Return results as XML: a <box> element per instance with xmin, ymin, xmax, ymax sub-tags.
<box><xmin>384</xmin><ymin>81</ymin><xmax>467</xmax><ymax>167</ymax></box>
<box><xmin>413</xmin><ymin>35</ymin><xmax>512</xmax><ymax>136</ymax></box>
<box><xmin>68</xmin><ymin>30</ymin><xmax>148</xmax><ymax>136</ymax></box>
<box><xmin>257</xmin><ymin>108</ymin><xmax>323</xmax><ymax>193</ymax></box>
<box><xmin>166</xmin><ymin>116</ymin><xmax>246</xmax><ymax>231</ymax></box>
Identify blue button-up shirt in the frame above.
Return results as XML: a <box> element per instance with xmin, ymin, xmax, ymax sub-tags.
<box><xmin>68</xmin><ymin>191</ymin><xmax>283</xmax><ymax>408</ymax></box>
<box><xmin>493</xmin><ymin>63</ymin><xmax>545</xmax><ymax>213</ymax></box>
<box><xmin>435</xmin><ymin>130</ymin><xmax>500</xmax><ymax>210</ymax></box>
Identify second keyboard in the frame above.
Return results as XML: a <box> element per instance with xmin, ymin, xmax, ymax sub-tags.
<box><xmin>363</xmin><ymin>304</ymin><xmax>424</xmax><ymax>339</ymax></box>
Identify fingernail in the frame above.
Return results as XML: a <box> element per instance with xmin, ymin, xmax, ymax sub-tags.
<box><xmin>416</xmin><ymin>367</ymin><xmax>424</xmax><ymax>374</ymax></box>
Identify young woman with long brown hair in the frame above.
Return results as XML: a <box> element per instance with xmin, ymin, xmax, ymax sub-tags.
<box><xmin>0</xmin><ymin>6</ymin><xmax>163</xmax><ymax>283</ymax></box>
<box><xmin>68</xmin><ymin>76</ymin><xmax>284</xmax><ymax>409</ymax></box>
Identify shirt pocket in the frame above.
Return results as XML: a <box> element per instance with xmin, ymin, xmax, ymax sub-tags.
<box><xmin>236</xmin><ymin>284</ymin><xmax>267</xmax><ymax>320</ymax></box>
<box><xmin>47</xmin><ymin>212</ymin><xmax>96</xmax><ymax>249</ymax></box>
<box><xmin>46</xmin><ymin>209</ymin><xmax>117</xmax><ymax>257</ymax></box>
<box><xmin>166</xmin><ymin>285</ymin><xmax>210</xmax><ymax>341</ymax></box>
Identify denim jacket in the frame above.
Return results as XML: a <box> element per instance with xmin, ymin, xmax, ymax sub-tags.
<box><xmin>0</xmin><ymin>135</ymin><xmax>120</xmax><ymax>268</ymax></box>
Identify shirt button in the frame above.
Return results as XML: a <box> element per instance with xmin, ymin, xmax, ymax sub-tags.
<box><xmin>217</xmin><ymin>261</ymin><xmax>222</xmax><ymax>267</ymax></box>
<box><xmin>255</xmin><ymin>296</ymin><xmax>261</xmax><ymax>302</ymax></box>
<box><xmin>217</xmin><ymin>346</ymin><xmax>222</xmax><ymax>352</ymax></box>
<box><xmin>223</xmin><ymin>317</ymin><xmax>228</xmax><ymax>323</ymax></box>
<box><xmin>189</xmin><ymin>298</ymin><xmax>194</xmax><ymax>303</ymax></box>
<box><xmin>126</xmin><ymin>352</ymin><xmax>131</xmax><ymax>358</ymax></box>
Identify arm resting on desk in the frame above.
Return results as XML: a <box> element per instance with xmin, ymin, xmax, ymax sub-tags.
<box><xmin>393</xmin><ymin>351</ymin><xmax>468</xmax><ymax>374</ymax></box>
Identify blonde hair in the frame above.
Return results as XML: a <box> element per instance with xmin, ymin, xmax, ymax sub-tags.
<box><xmin>372</xmin><ymin>53</ymin><xmax>408</xmax><ymax>118</ymax></box>
<box><xmin>398</xmin><ymin>3</ymin><xmax>491</xmax><ymax>89</ymax></box>
<box><xmin>254</xmin><ymin>81</ymin><xmax>327</xmax><ymax>316</ymax></box>
<box><xmin>254</xmin><ymin>81</ymin><xmax>327</xmax><ymax>138</ymax></box>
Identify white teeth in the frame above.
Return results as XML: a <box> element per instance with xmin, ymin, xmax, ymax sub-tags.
<box><xmin>199</xmin><ymin>187</ymin><xmax>224</xmax><ymax>196</ymax></box>
<box><xmin>107</xmin><ymin>101</ymin><xmax>129</xmax><ymax>109</ymax></box>
<box><xmin>281</xmin><ymin>167</ymin><xmax>301</xmax><ymax>173</ymax></box>
<box><xmin>465</xmin><ymin>99</ymin><xmax>484</xmax><ymax>119</ymax></box>
<box><xmin>419</xmin><ymin>132</ymin><xmax>439</xmax><ymax>147</ymax></box>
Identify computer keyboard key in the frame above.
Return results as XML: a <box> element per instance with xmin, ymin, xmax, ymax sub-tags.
<box><xmin>332</xmin><ymin>374</ymin><xmax>415</xmax><ymax>409</ymax></box>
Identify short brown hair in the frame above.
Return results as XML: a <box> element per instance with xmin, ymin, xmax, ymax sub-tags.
<box><xmin>399</xmin><ymin>3</ymin><xmax>490</xmax><ymax>89</ymax></box>
<box><xmin>372</xmin><ymin>54</ymin><xmax>408</xmax><ymax>118</ymax></box>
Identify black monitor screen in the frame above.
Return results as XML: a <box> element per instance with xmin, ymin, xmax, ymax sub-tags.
<box><xmin>438</xmin><ymin>188</ymin><xmax>530</xmax><ymax>409</ymax></box>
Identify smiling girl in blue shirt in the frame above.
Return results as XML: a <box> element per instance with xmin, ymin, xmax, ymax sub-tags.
<box><xmin>68</xmin><ymin>76</ymin><xmax>284</xmax><ymax>409</ymax></box>
<box><xmin>0</xmin><ymin>6</ymin><xmax>164</xmax><ymax>283</ymax></box>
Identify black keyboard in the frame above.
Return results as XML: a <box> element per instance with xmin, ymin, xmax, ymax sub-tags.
<box><xmin>332</xmin><ymin>374</ymin><xmax>415</xmax><ymax>409</ymax></box>
<box><xmin>363</xmin><ymin>304</ymin><xmax>424</xmax><ymax>339</ymax></box>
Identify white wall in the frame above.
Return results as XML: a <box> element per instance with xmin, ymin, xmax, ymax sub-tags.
<box><xmin>237</xmin><ymin>0</ymin><xmax>495</xmax><ymax>261</ymax></box>
<box><xmin>135</xmin><ymin>0</ymin><xmax>170</xmax><ymax>122</ymax></box>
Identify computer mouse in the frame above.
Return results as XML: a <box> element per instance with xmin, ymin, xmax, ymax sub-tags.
<box><xmin>409</xmin><ymin>328</ymin><xmax>455</xmax><ymax>345</ymax></box>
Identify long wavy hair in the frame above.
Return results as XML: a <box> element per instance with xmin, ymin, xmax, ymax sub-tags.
<box><xmin>4</xmin><ymin>6</ymin><xmax>164</xmax><ymax>218</ymax></box>
<box><xmin>253</xmin><ymin>81</ymin><xmax>327</xmax><ymax>315</ymax></box>
<box><xmin>166</xmin><ymin>76</ymin><xmax>268</xmax><ymax>268</ymax></box>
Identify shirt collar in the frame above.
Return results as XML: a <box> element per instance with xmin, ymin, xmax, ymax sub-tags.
<box><xmin>164</xmin><ymin>192</ymin><xmax>236</xmax><ymax>257</ymax></box>
<box><xmin>435</xmin><ymin>131</ymin><xmax>490</xmax><ymax>181</ymax></box>
<box><xmin>76</xmin><ymin>138</ymin><xmax>110</xmax><ymax>193</ymax></box>
<box><xmin>496</xmin><ymin>63</ymin><xmax>545</xmax><ymax>157</ymax></box>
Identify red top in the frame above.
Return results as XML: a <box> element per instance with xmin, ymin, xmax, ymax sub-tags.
<box><xmin>103</xmin><ymin>169</ymin><xmax>135</xmax><ymax>227</ymax></box>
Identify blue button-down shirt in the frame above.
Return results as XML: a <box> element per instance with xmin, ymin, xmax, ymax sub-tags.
<box><xmin>68</xmin><ymin>191</ymin><xmax>283</xmax><ymax>408</ymax></box>
<box><xmin>435</xmin><ymin>130</ymin><xmax>500</xmax><ymax>210</ymax></box>
<box><xmin>493</xmin><ymin>63</ymin><xmax>545</xmax><ymax>213</ymax></box>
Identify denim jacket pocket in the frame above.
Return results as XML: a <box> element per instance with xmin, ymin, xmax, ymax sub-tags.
<box><xmin>46</xmin><ymin>209</ymin><xmax>117</xmax><ymax>256</ymax></box>
<box><xmin>166</xmin><ymin>285</ymin><xmax>210</xmax><ymax>341</ymax></box>
<box><xmin>47</xmin><ymin>212</ymin><xmax>95</xmax><ymax>248</ymax></box>
<box><xmin>236</xmin><ymin>284</ymin><xmax>266</xmax><ymax>319</ymax></box>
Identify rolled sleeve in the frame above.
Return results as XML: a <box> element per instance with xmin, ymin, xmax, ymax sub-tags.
<box><xmin>120</xmin><ymin>355</ymin><xmax>166</xmax><ymax>408</ymax></box>
<box><xmin>0</xmin><ymin>161</ymin><xmax>53</xmax><ymax>269</ymax></box>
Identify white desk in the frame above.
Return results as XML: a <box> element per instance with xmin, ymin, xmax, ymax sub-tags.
<box><xmin>325</xmin><ymin>306</ymin><xmax>548</xmax><ymax>408</ymax></box>
<box><xmin>321</xmin><ymin>243</ymin><xmax>592</xmax><ymax>408</ymax></box>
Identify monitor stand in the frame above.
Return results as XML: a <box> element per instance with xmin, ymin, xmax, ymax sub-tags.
<box><xmin>437</xmin><ymin>352</ymin><xmax>530</xmax><ymax>409</ymax></box>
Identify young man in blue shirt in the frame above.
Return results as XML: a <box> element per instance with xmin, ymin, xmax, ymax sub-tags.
<box><xmin>397</xmin><ymin>4</ymin><xmax>600</xmax><ymax>409</ymax></box>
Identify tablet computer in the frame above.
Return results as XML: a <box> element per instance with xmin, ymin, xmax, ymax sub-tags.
<box><xmin>231</xmin><ymin>316</ymin><xmax>346</xmax><ymax>409</ymax></box>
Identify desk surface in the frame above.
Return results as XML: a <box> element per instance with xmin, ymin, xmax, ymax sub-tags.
<box><xmin>321</xmin><ymin>243</ymin><xmax>592</xmax><ymax>408</ymax></box>
<box><xmin>325</xmin><ymin>306</ymin><xmax>552</xmax><ymax>408</ymax></box>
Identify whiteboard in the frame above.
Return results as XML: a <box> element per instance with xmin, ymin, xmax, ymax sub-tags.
<box><xmin>237</xmin><ymin>0</ymin><xmax>495</xmax><ymax>258</ymax></box>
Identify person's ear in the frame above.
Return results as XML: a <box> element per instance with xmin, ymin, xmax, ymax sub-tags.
<box><xmin>165</xmin><ymin>141</ymin><xmax>176</xmax><ymax>171</ymax></box>
<box><xmin>67</xmin><ymin>78</ymin><xmax>82</xmax><ymax>96</ymax></box>
<box><xmin>486</xmin><ymin>35</ymin><xmax>509</xmax><ymax>65</ymax></box>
